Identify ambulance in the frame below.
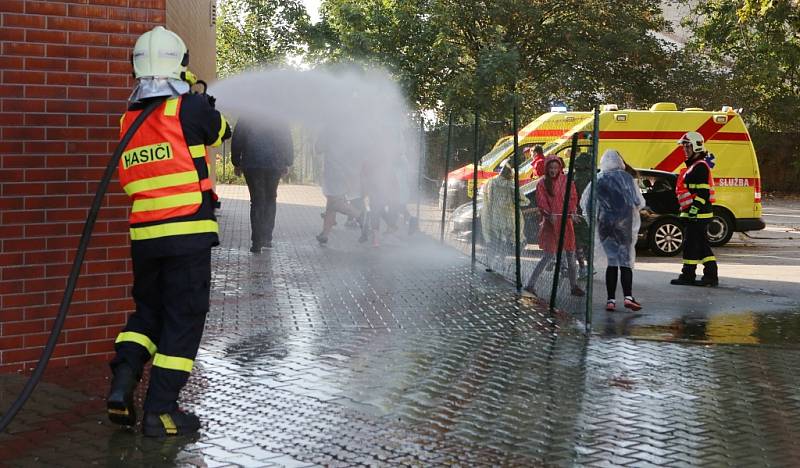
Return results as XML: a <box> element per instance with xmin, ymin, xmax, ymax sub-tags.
<box><xmin>527</xmin><ymin>102</ymin><xmax>765</xmax><ymax>247</ymax></box>
<box><xmin>439</xmin><ymin>110</ymin><xmax>591</xmax><ymax>209</ymax></box>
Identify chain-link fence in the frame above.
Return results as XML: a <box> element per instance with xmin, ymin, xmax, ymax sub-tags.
<box><xmin>214</xmin><ymin>102</ymin><xmax>601</xmax><ymax>330</ymax></box>
<box><xmin>414</xmin><ymin>106</ymin><xmax>600</xmax><ymax>329</ymax></box>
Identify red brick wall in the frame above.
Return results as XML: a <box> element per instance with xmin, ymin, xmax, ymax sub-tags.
<box><xmin>0</xmin><ymin>1</ymin><xmax>167</xmax><ymax>373</ymax></box>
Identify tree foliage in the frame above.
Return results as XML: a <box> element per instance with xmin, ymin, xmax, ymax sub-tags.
<box><xmin>215</xmin><ymin>0</ymin><xmax>799</xmax><ymax>130</ymax></box>
<box><xmin>684</xmin><ymin>0</ymin><xmax>800</xmax><ymax>131</ymax></box>
<box><xmin>216</xmin><ymin>0</ymin><xmax>311</xmax><ymax>77</ymax></box>
<box><xmin>307</xmin><ymin>0</ymin><xmax>680</xmax><ymax>119</ymax></box>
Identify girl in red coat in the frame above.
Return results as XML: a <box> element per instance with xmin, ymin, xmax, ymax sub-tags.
<box><xmin>524</xmin><ymin>155</ymin><xmax>585</xmax><ymax>297</ymax></box>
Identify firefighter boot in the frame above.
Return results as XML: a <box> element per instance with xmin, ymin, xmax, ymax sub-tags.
<box><xmin>696</xmin><ymin>261</ymin><xmax>719</xmax><ymax>287</ymax></box>
<box><xmin>670</xmin><ymin>275</ymin><xmax>697</xmax><ymax>286</ymax></box>
<box><xmin>142</xmin><ymin>409</ymin><xmax>201</xmax><ymax>437</ymax></box>
<box><xmin>670</xmin><ymin>265</ymin><xmax>696</xmax><ymax>286</ymax></box>
<box><xmin>107</xmin><ymin>363</ymin><xmax>139</xmax><ymax>426</ymax></box>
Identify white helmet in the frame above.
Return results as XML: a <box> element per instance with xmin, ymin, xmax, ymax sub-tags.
<box><xmin>132</xmin><ymin>26</ymin><xmax>188</xmax><ymax>80</ymax></box>
<box><xmin>677</xmin><ymin>131</ymin><xmax>705</xmax><ymax>153</ymax></box>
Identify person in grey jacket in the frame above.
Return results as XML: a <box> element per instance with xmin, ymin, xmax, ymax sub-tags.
<box><xmin>231</xmin><ymin>117</ymin><xmax>294</xmax><ymax>253</ymax></box>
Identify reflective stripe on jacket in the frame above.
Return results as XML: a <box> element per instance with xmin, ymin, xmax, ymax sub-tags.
<box><xmin>118</xmin><ymin>96</ymin><xmax>217</xmax><ymax>239</ymax></box>
<box><xmin>676</xmin><ymin>159</ymin><xmax>715</xmax><ymax>218</ymax></box>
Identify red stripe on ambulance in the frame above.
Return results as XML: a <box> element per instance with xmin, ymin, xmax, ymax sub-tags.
<box><xmin>654</xmin><ymin>116</ymin><xmax>731</xmax><ymax>172</ymax></box>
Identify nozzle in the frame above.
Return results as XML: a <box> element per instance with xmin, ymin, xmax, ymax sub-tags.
<box><xmin>182</xmin><ymin>69</ymin><xmax>198</xmax><ymax>86</ymax></box>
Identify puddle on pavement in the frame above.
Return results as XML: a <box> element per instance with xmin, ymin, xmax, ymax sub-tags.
<box><xmin>600</xmin><ymin>309</ymin><xmax>800</xmax><ymax>347</ymax></box>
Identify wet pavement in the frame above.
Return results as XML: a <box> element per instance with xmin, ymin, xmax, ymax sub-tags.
<box><xmin>2</xmin><ymin>184</ymin><xmax>800</xmax><ymax>467</ymax></box>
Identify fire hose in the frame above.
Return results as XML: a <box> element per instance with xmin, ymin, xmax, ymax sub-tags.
<box><xmin>0</xmin><ymin>97</ymin><xmax>165</xmax><ymax>433</ymax></box>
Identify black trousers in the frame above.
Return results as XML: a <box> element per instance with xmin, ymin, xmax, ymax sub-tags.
<box><xmin>681</xmin><ymin>219</ymin><xmax>718</xmax><ymax>280</ymax></box>
<box><xmin>110</xmin><ymin>248</ymin><xmax>211</xmax><ymax>413</ymax></box>
<box><xmin>606</xmin><ymin>266</ymin><xmax>633</xmax><ymax>299</ymax></box>
<box><xmin>244</xmin><ymin>168</ymin><xmax>282</xmax><ymax>246</ymax></box>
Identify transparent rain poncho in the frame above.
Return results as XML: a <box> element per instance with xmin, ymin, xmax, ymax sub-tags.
<box><xmin>481</xmin><ymin>170</ymin><xmax>529</xmax><ymax>247</ymax></box>
<box><xmin>580</xmin><ymin>150</ymin><xmax>645</xmax><ymax>268</ymax></box>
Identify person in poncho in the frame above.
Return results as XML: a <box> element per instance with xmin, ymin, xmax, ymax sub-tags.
<box><xmin>523</xmin><ymin>155</ymin><xmax>585</xmax><ymax>297</ymax></box>
<box><xmin>580</xmin><ymin>149</ymin><xmax>645</xmax><ymax>311</ymax></box>
<box><xmin>481</xmin><ymin>160</ymin><xmax>529</xmax><ymax>271</ymax></box>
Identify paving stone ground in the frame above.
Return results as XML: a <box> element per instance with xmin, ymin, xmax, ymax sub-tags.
<box><xmin>2</xmin><ymin>184</ymin><xmax>800</xmax><ymax>467</ymax></box>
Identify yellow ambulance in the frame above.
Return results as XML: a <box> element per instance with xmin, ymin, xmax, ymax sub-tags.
<box><xmin>440</xmin><ymin>110</ymin><xmax>591</xmax><ymax>208</ymax></box>
<box><xmin>528</xmin><ymin>102</ymin><xmax>765</xmax><ymax>247</ymax></box>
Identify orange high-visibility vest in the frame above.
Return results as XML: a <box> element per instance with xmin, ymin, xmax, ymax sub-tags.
<box><xmin>118</xmin><ymin>96</ymin><xmax>215</xmax><ymax>240</ymax></box>
<box><xmin>676</xmin><ymin>159</ymin><xmax>715</xmax><ymax>212</ymax></box>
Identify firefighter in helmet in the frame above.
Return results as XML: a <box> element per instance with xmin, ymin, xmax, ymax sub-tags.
<box><xmin>671</xmin><ymin>131</ymin><xmax>719</xmax><ymax>287</ymax></box>
<box><xmin>106</xmin><ymin>26</ymin><xmax>231</xmax><ymax>437</ymax></box>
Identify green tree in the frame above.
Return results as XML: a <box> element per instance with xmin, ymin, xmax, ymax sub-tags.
<box><xmin>309</xmin><ymin>0</ymin><xmax>676</xmax><ymax>119</ymax></box>
<box><xmin>216</xmin><ymin>0</ymin><xmax>311</xmax><ymax>77</ymax></box>
<box><xmin>684</xmin><ymin>0</ymin><xmax>800</xmax><ymax>130</ymax></box>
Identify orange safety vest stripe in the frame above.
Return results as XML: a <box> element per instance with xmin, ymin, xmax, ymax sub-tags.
<box><xmin>118</xmin><ymin>96</ymin><xmax>209</xmax><ymax>228</ymax></box>
<box><xmin>676</xmin><ymin>160</ymin><xmax>715</xmax><ymax>211</ymax></box>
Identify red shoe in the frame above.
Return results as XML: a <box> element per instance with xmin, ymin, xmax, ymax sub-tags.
<box><xmin>624</xmin><ymin>297</ymin><xmax>642</xmax><ymax>311</ymax></box>
<box><xmin>605</xmin><ymin>300</ymin><xmax>616</xmax><ymax>311</ymax></box>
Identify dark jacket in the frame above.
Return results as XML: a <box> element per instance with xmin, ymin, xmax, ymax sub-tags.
<box><xmin>231</xmin><ymin>118</ymin><xmax>294</xmax><ymax>170</ymax></box>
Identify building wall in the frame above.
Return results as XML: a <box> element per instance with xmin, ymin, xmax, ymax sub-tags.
<box><xmin>166</xmin><ymin>0</ymin><xmax>217</xmax><ymax>85</ymax></box>
<box><xmin>0</xmin><ymin>0</ymin><xmax>217</xmax><ymax>373</ymax></box>
<box><xmin>166</xmin><ymin>0</ymin><xmax>220</xmax><ymax>183</ymax></box>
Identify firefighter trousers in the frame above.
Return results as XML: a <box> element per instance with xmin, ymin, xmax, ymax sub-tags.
<box><xmin>681</xmin><ymin>219</ymin><xmax>718</xmax><ymax>280</ymax></box>
<box><xmin>110</xmin><ymin>248</ymin><xmax>211</xmax><ymax>414</ymax></box>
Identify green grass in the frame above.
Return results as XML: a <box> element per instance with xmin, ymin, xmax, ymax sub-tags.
<box><xmin>215</xmin><ymin>154</ymin><xmax>245</xmax><ymax>185</ymax></box>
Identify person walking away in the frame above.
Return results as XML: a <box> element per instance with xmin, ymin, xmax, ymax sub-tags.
<box><xmin>231</xmin><ymin>117</ymin><xmax>294</xmax><ymax>253</ymax></box>
<box><xmin>316</xmin><ymin>135</ymin><xmax>363</xmax><ymax>244</ymax></box>
<box><xmin>361</xmin><ymin>157</ymin><xmax>398</xmax><ymax>247</ymax></box>
<box><xmin>671</xmin><ymin>131</ymin><xmax>719</xmax><ymax>286</ymax></box>
<box><xmin>581</xmin><ymin>150</ymin><xmax>645</xmax><ymax>311</ymax></box>
<box><xmin>481</xmin><ymin>160</ymin><xmax>529</xmax><ymax>272</ymax></box>
<box><xmin>523</xmin><ymin>156</ymin><xmax>585</xmax><ymax>297</ymax></box>
<box><xmin>106</xmin><ymin>26</ymin><xmax>231</xmax><ymax>437</ymax></box>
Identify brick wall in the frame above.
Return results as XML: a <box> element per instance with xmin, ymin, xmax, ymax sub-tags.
<box><xmin>0</xmin><ymin>1</ymin><xmax>167</xmax><ymax>373</ymax></box>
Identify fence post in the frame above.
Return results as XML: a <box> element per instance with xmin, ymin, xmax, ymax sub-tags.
<box><xmin>471</xmin><ymin>110</ymin><xmax>480</xmax><ymax>270</ymax></box>
<box><xmin>222</xmin><ymin>139</ymin><xmax>227</xmax><ymax>182</ymax></box>
<box><xmin>549</xmin><ymin>134</ymin><xmax>580</xmax><ymax>312</ymax></box>
<box><xmin>512</xmin><ymin>95</ymin><xmax>522</xmax><ymax>291</ymax></box>
<box><xmin>416</xmin><ymin>116</ymin><xmax>425</xmax><ymax>222</ymax></box>
<box><xmin>586</xmin><ymin>107</ymin><xmax>601</xmax><ymax>331</ymax></box>
<box><xmin>440</xmin><ymin>111</ymin><xmax>453</xmax><ymax>243</ymax></box>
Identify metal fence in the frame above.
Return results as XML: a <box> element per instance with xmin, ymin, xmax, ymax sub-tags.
<box><xmin>215</xmin><ymin>105</ymin><xmax>601</xmax><ymax>331</ymax></box>
<box><xmin>415</xmin><ymin>107</ymin><xmax>601</xmax><ymax>330</ymax></box>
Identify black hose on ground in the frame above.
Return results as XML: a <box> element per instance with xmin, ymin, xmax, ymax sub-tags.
<box><xmin>0</xmin><ymin>97</ymin><xmax>165</xmax><ymax>434</ymax></box>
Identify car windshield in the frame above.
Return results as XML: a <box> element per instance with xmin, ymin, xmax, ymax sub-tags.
<box><xmin>639</xmin><ymin>173</ymin><xmax>674</xmax><ymax>193</ymax></box>
<box><xmin>479</xmin><ymin>139</ymin><xmax>513</xmax><ymax>168</ymax></box>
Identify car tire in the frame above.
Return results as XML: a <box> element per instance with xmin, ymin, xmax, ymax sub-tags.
<box><xmin>648</xmin><ymin>218</ymin><xmax>684</xmax><ymax>256</ymax></box>
<box><xmin>707</xmin><ymin>209</ymin><xmax>734</xmax><ymax>247</ymax></box>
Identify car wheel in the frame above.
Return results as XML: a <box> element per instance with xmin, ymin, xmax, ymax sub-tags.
<box><xmin>648</xmin><ymin>218</ymin><xmax>684</xmax><ymax>256</ymax></box>
<box><xmin>707</xmin><ymin>209</ymin><xmax>734</xmax><ymax>247</ymax></box>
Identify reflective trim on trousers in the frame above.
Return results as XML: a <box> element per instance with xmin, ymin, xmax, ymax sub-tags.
<box><xmin>683</xmin><ymin>256</ymin><xmax>717</xmax><ymax>265</ymax></box>
<box><xmin>152</xmin><ymin>353</ymin><xmax>194</xmax><ymax>373</ymax></box>
<box><xmin>115</xmin><ymin>331</ymin><xmax>157</xmax><ymax>355</ymax></box>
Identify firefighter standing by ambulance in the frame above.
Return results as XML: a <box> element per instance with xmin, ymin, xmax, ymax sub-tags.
<box><xmin>105</xmin><ymin>27</ymin><xmax>231</xmax><ymax>437</ymax></box>
<box><xmin>671</xmin><ymin>131</ymin><xmax>719</xmax><ymax>287</ymax></box>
